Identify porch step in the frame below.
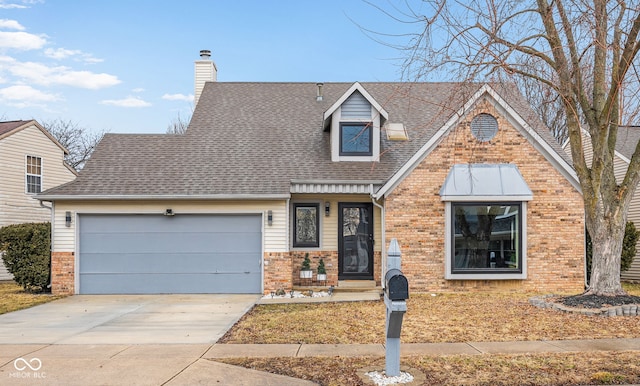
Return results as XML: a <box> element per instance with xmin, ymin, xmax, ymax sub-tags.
<box><xmin>335</xmin><ymin>280</ymin><xmax>381</xmax><ymax>294</ymax></box>
<box><xmin>292</xmin><ymin>280</ymin><xmax>382</xmax><ymax>295</ymax></box>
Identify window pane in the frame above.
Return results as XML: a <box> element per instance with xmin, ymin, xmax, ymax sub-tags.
<box><xmin>340</xmin><ymin>124</ymin><xmax>371</xmax><ymax>154</ymax></box>
<box><xmin>27</xmin><ymin>175</ymin><xmax>41</xmax><ymax>193</ymax></box>
<box><xmin>295</xmin><ymin>205</ymin><xmax>318</xmax><ymax>247</ymax></box>
<box><xmin>453</xmin><ymin>204</ymin><xmax>520</xmax><ymax>272</ymax></box>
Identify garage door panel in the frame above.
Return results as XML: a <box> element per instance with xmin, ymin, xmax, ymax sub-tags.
<box><xmin>80</xmin><ymin>252</ymin><xmax>260</xmax><ymax>273</ymax></box>
<box><xmin>81</xmin><ymin>214</ymin><xmax>261</xmax><ymax>233</ymax></box>
<box><xmin>78</xmin><ymin>214</ymin><xmax>263</xmax><ymax>294</ymax></box>
<box><xmin>80</xmin><ymin>232</ymin><xmax>261</xmax><ymax>254</ymax></box>
<box><xmin>80</xmin><ymin>272</ymin><xmax>262</xmax><ymax>294</ymax></box>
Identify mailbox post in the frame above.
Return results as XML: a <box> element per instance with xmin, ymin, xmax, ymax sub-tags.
<box><xmin>384</xmin><ymin>238</ymin><xmax>408</xmax><ymax>377</ymax></box>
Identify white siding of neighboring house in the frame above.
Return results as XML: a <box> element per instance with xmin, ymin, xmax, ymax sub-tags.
<box><xmin>615</xmin><ymin>155</ymin><xmax>640</xmax><ymax>281</ymax></box>
<box><xmin>0</xmin><ymin>124</ymin><xmax>76</xmax><ymax>280</ymax></box>
<box><xmin>51</xmin><ymin>200</ymin><xmax>289</xmax><ymax>254</ymax></box>
<box><xmin>0</xmin><ymin>125</ymin><xmax>75</xmax><ymax>227</ymax></box>
<box><xmin>569</xmin><ymin>132</ymin><xmax>640</xmax><ymax>281</ymax></box>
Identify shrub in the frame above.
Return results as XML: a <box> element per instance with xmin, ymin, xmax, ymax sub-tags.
<box><xmin>621</xmin><ymin>221</ymin><xmax>639</xmax><ymax>272</ymax></box>
<box><xmin>586</xmin><ymin>221</ymin><xmax>639</xmax><ymax>282</ymax></box>
<box><xmin>0</xmin><ymin>222</ymin><xmax>51</xmax><ymax>292</ymax></box>
<box><xmin>301</xmin><ymin>253</ymin><xmax>311</xmax><ymax>271</ymax></box>
<box><xmin>317</xmin><ymin>258</ymin><xmax>326</xmax><ymax>275</ymax></box>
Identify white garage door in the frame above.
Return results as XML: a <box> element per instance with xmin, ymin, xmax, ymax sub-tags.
<box><xmin>78</xmin><ymin>214</ymin><xmax>262</xmax><ymax>294</ymax></box>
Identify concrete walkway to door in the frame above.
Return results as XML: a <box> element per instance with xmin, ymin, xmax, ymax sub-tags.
<box><xmin>0</xmin><ymin>294</ymin><xmax>259</xmax><ymax>345</ymax></box>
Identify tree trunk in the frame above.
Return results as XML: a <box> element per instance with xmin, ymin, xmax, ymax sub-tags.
<box><xmin>586</xmin><ymin>215</ymin><xmax>626</xmax><ymax>296</ymax></box>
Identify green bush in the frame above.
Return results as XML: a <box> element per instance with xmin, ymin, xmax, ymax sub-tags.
<box><xmin>586</xmin><ymin>221</ymin><xmax>639</xmax><ymax>282</ymax></box>
<box><xmin>0</xmin><ymin>222</ymin><xmax>51</xmax><ymax>292</ymax></box>
<box><xmin>621</xmin><ymin>221</ymin><xmax>639</xmax><ymax>272</ymax></box>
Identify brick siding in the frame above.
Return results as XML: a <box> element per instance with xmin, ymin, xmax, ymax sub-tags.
<box><xmin>385</xmin><ymin>100</ymin><xmax>585</xmax><ymax>293</ymax></box>
<box><xmin>263</xmin><ymin>250</ymin><xmax>382</xmax><ymax>294</ymax></box>
<box><xmin>51</xmin><ymin>251</ymin><xmax>74</xmax><ymax>295</ymax></box>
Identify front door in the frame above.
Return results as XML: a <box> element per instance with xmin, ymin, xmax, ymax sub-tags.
<box><xmin>338</xmin><ymin>203</ymin><xmax>374</xmax><ymax>280</ymax></box>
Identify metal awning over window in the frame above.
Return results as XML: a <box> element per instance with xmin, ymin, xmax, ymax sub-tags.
<box><xmin>439</xmin><ymin>164</ymin><xmax>533</xmax><ymax>201</ymax></box>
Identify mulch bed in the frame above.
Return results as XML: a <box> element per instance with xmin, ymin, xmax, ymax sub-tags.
<box><xmin>557</xmin><ymin>294</ymin><xmax>640</xmax><ymax>309</ymax></box>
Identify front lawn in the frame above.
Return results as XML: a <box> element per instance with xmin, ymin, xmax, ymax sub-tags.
<box><xmin>221</xmin><ymin>283</ymin><xmax>640</xmax><ymax>344</ymax></box>
<box><xmin>218</xmin><ymin>283</ymin><xmax>640</xmax><ymax>385</ymax></box>
<box><xmin>0</xmin><ymin>281</ymin><xmax>64</xmax><ymax>315</ymax></box>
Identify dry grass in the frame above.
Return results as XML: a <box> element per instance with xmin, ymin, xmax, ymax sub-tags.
<box><xmin>0</xmin><ymin>281</ymin><xmax>64</xmax><ymax>314</ymax></box>
<box><xmin>218</xmin><ymin>352</ymin><xmax>640</xmax><ymax>385</ymax></box>
<box><xmin>220</xmin><ymin>283</ymin><xmax>640</xmax><ymax>344</ymax></box>
<box><xmin>219</xmin><ymin>284</ymin><xmax>640</xmax><ymax>385</ymax></box>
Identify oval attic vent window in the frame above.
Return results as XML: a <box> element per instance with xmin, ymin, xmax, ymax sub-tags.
<box><xmin>470</xmin><ymin>113</ymin><xmax>498</xmax><ymax>142</ymax></box>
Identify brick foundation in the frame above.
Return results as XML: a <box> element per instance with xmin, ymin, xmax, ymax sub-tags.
<box><xmin>51</xmin><ymin>251</ymin><xmax>74</xmax><ymax>295</ymax></box>
<box><xmin>262</xmin><ymin>250</ymin><xmax>382</xmax><ymax>294</ymax></box>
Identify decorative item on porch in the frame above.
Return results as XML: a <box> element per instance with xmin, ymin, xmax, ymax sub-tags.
<box><xmin>300</xmin><ymin>253</ymin><xmax>313</xmax><ymax>279</ymax></box>
<box><xmin>316</xmin><ymin>258</ymin><xmax>327</xmax><ymax>281</ymax></box>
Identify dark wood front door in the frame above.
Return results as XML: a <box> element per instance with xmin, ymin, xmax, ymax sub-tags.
<box><xmin>338</xmin><ymin>203</ymin><xmax>374</xmax><ymax>280</ymax></box>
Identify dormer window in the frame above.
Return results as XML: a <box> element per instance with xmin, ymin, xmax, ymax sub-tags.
<box><xmin>340</xmin><ymin>123</ymin><xmax>372</xmax><ymax>156</ymax></box>
<box><xmin>323</xmin><ymin>82</ymin><xmax>388</xmax><ymax>163</ymax></box>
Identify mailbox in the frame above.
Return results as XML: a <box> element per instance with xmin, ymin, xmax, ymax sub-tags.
<box><xmin>384</xmin><ymin>268</ymin><xmax>409</xmax><ymax>301</ymax></box>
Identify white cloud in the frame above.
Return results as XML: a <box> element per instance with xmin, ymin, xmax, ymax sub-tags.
<box><xmin>8</xmin><ymin>60</ymin><xmax>121</xmax><ymax>89</ymax></box>
<box><xmin>0</xmin><ymin>19</ymin><xmax>25</xmax><ymax>30</ymax></box>
<box><xmin>44</xmin><ymin>47</ymin><xmax>104</xmax><ymax>64</ymax></box>
<box><xmin>100</xmin><ymin>96</ymin><xmax>151</xmax><ymax>108</ymax></box>
<box><xmin>0</xmin><ymin>30</ymin><xmax>46</xmax><ymax>50</ymax></box>
<box><xmin>162</xmin><ymin>93</ymin><xmax>194</xmax><ymax>102</ymax></box>
<box><xmin>44</xmin><ymin>47</ymin><xmax>81</xmax><ymax>59</ymax></box>
<box><xmin>0</xmin><ymin>84</ymin><xmax>60</xmax><ymax>102</ymax></box>
<box><xmin>132</xmin><ymin>88</ymin><xmax>145</xmax><ymax>93</ymax></box>
<box><xmin>0</xmin><ymin>3</ymin><xmax>28</xmax><ymax>9</ymax></box>
<box><xmin>82</xmin><ymin>56</ymin><xmax>103</xmax><ymax>64</ymax></box>
<box><xmin>0</xmin><ymin>0</ymin><xmax>42</xmax><ymax>9</ymax></box>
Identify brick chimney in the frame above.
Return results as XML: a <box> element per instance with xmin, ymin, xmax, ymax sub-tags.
<box><xmin>194</xmin><ymin>49</ymin><xmax>217</xmax><ymax>106</ymax></box>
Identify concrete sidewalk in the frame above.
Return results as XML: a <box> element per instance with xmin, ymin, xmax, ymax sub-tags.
<box><xmin>1</xmin><ymin>338</ymin><xmax>638</xmax><ymax>385</ymax></box>
<box><xmin>205</xmin><ymin>337</ymin><xmax>640</xmax><ymax>358</ymax></box>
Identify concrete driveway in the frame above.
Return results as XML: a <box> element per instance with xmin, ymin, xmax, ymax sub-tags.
<box><xmin>0</xmin><ymin>294</ymin><xmax>259</xmax><ymax>344</ymax></box>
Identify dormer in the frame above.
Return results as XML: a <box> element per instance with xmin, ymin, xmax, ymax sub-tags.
<box><xmin>323</xmin><ymin>82</ymin><xmax>388</xmax><ymax>162</ymax></box>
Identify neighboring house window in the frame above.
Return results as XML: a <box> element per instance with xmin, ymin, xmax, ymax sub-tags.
<box><xmin>26</xmin><ymin>156</ymin><xmax>42</xmax><ymax>193</ymax></box>
<box><xmin>340</xmin><ymin>123</ymin><xmax>372</xmax><ymax>156</ymax></box>
<box><xmin>451</xmin><ymin>203</ymin><xmax>523</xmax><ymax>274</ymax></box>
<box><xmin>293</xmin><ymin>203</ymin><xmax>320</xmax><ymax>247</ymax></box>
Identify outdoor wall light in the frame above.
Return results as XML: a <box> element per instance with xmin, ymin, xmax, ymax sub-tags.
<box><xmin>267</xmin><ymin>210</ymin><xmax>273</xmax><ymax>226</ymax></box>
<box><xmin>325</xmin><ymin>202</ymin><xmax>330</xmax><ymax>216</ymax></box>
<box><xmin>65</xmin><ymin>211</ymin><xmax>72</xmax><ymax>227</ymax></box>
<box><xmin>164</xmin><ymin>208</ymin><xmax>174</xmax><ymax>216</ymax></box>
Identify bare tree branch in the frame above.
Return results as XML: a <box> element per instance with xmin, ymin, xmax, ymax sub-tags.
<box><xmin>41</xmin><ymin>119</ymin><xmax>105</xmax><ymax>171</ymax></box>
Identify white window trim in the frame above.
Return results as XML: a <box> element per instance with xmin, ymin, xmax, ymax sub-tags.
<box><xmin>25</xmin><ymin>155</ymin><xmax>43</xmax><ymax>194</ymax></box>
<box><xmin>330</xmin><ymin>107</ymin><xmax>380</xmax><ymax>162</ymax></box>
<box><xmin>444</xmin><ymin>201</ymin><xmax>528</xmax><ymax>280</ymax></box>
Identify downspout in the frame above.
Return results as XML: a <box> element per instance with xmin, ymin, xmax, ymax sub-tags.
<box><xmin>371</xmin><ymin>185</ymin><xmax>385</xmax><ymax>288</ymax></box>
<box><xmin>39</xmin><ymin>200</ymin><xmax>53</xmax><ymax>290</ymax></box>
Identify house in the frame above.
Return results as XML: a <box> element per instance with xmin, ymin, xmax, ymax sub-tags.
<box><xmin>0</xmin><ymin>120</ymin><xmax>77</xmax><ymax>280</ymax></box>
<box><xmin>563</xmin><ymin>127</ymin><xmax>640</xmax><ymax>282</ymax></box>
<box><xmin>38</xmin><ymin>52</ymin><xmax>585</xmax><ymax>295</ymax></box>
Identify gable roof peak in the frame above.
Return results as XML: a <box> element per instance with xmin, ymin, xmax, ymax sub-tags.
<box><xmin>322</xmin><ymin>81</ymin><xmax>388</xmax><ymax>126</ymax></box>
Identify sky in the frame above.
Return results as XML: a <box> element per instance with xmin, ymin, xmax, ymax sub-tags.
<box><xmin>0</xmin><ymin>0</ymin><xmax>417</xmax><ymax>134</ymax></box>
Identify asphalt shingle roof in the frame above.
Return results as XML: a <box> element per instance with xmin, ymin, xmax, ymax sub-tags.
<box><xmin>616</xmin><ymin>126</ymin><xmax>640</xmax><ymax>160</ymax></box>
<box><xmin>0</xmin><ymin>120</ymin><xmax>30</xmax><ymax>137</ymax></box>
<box><xmin>40</xmin><ymin>82</ymin><xmax>568</xmax><ymax>198</ymax></box>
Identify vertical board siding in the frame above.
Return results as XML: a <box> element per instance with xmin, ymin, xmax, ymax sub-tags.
<box><xmin>0</xmin><ymin>125</ymin><xmax>75</xmax><ymax>228</ymax></box>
